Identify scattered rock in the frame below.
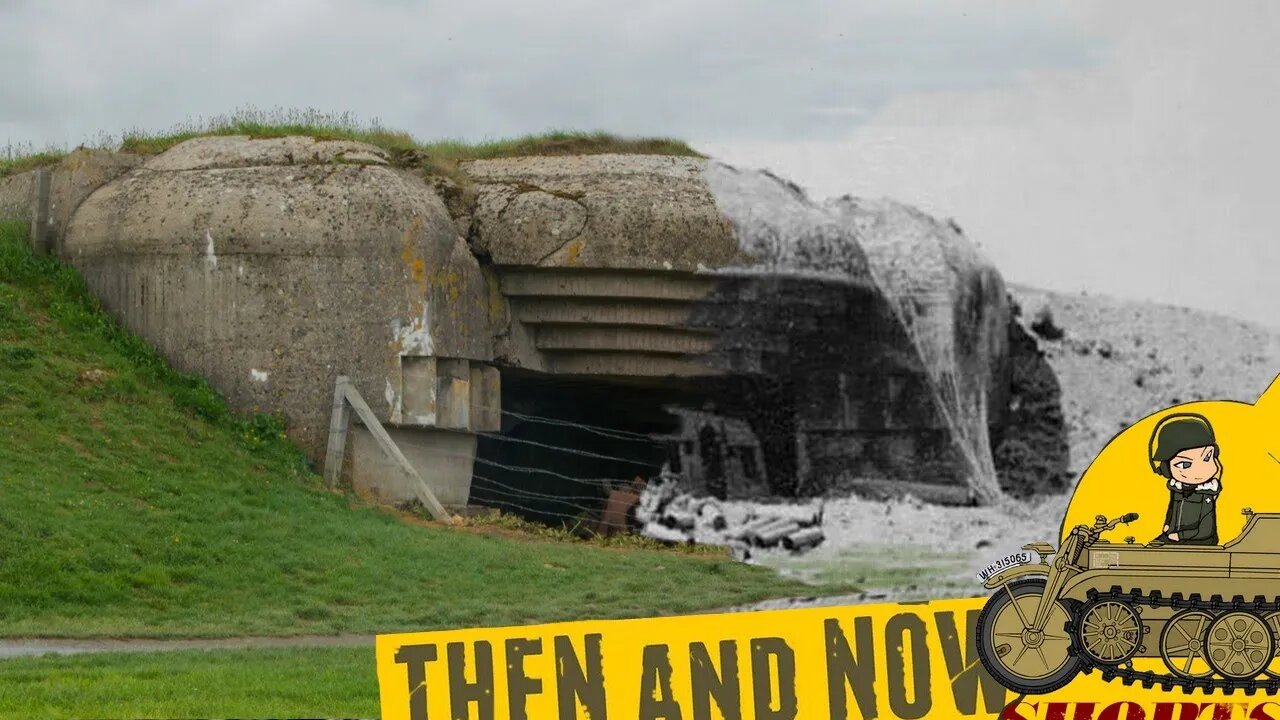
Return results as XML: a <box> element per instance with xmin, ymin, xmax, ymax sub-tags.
<box><xmin>636</xmin><ymin>478</ymin><xmax>825</xmax><ymax>554</ymax></box>
<box><xmin>76</xmin><ymin>368</ymin><xmax>114</xmax><ymax>386</ymax></box>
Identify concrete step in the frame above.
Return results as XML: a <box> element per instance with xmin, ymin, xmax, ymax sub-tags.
<box><xmin>498</xmin><ymin>268</ymin><xmax>716</xmax><ymax>301</ymax></box>
<box><xmin>533</xmin><ymin>325</ymin><xmax>716</xmax><ymax>354</ymax></box>
<box><xmin>513</xmin><ymin>297</ymin><xmax>695</xmax><ymax>328</ymax></box>
<box><xmin>541</xmin><ymin>350</ymin><xmax>719</xmax><ymax>377</ymax></box>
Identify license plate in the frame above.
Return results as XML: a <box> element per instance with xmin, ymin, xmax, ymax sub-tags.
<box><xmin>976</xmin><ymin>550</ymin><xmax>1041</xmax><ymax>583</ymax></box>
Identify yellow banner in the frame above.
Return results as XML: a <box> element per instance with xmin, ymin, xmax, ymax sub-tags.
<box><xmin>377</xmin><ymin>596</ymin><xmax>1280</xmax><ymax>719</ymax></box>
<box><xmin>376</xmin><ymin>596</ymin><xmax>1008</xmax><ymax>720</ymax></box>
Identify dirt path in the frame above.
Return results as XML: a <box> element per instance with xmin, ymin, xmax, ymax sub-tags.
<box><xmin>0</xmin><ymin>634</ymin><xmax>375</xmax><ymax>660</ymax></box>
<box><xmin>0</xmin><ymin>594</ymin><xmax>894</xmax><ymax>659</ymax></box>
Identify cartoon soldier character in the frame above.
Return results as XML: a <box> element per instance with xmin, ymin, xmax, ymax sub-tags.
<box><xmin>1149</xmin><ymin>413</ymin><xmax>1222</xmax><ymax>545</ymax></box>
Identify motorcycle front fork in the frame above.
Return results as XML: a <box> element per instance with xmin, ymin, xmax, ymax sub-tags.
<box><xmin>1024</xmin><ymin>535</ymin><xmax>1085</xmax><ymax>632</ymax></box>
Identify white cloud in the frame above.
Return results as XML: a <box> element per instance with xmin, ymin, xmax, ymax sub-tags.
<box><xmin>699</xmin><ymin>0</ymin><xmax>1280</xmax><ymax>329</ymax></box>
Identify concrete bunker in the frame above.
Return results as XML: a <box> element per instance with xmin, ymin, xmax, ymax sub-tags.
<box><xmin>0</xmin><ymin>136</ymin><xmax>1071</xmax><ymax>527</ymax></box>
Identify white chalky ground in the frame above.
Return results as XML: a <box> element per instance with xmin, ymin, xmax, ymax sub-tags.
<box><xmin>674</xmin><ymin>490</ymin><xmax>1076</xmax><ymax>610</ymax></box>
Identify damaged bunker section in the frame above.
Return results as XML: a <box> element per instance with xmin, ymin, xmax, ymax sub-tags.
<box><xmin>15</xmin><ymin>136</ymin><xmax>1070</xmax><ymax>549</ymax></box>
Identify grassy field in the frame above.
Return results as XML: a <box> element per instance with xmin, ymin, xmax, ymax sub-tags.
<box><xmin>0</xmin><ymin>647</ymin><xmax>378</xmax><ymax>719</ymax></box>
<box><xmin>0</xmin><ymin>220</ymin><xmax>844</xmax><ymax>638</ymax></box>
<box><xmin>0</xmin><ymin>105</ymin><xmax>702</xmax><ymax>179</ymax></box>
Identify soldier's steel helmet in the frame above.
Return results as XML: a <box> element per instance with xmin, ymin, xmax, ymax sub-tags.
<box><xmin>1149</xmin><ymin>413</ymin><xmax>1217</xmax><ymax>474</ymax></box>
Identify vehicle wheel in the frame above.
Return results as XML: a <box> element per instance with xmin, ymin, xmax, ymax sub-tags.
<box><xmin>975</xmin><ymin>578</ymin><xmax>1081</xmax><ymax>695</ymax></box>
<box><xmin>1160</xmin><ymin>609</ymin><xmax>1215</xmax><ymax>678</ymax></box>
<box><xmin>1206</xmin><ymin>611</ymin><xmax>1275</xmax><ymax>680</ymax></box>
<box><xmin>1076</xmin><ymin>597</ymin><xmax>1143</xmax><ymax>665</ymax></box>
<box><xmin>1263</xmin><ymin>611</ymin><xmax>1280</xmax><ymax>680</ymax></box>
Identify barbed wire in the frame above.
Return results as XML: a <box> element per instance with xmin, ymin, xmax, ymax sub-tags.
<box><xmin>499</xmin><ymin>409</ymin><xmax>658</xmax><ymax>442</ymax></box>
<box><xmin>368</xmin><ymin>394</ymin><xmax>674</xmax><ymax>445</ymax></box>
<box><xmin>476</xmin><ymin>432</ymin><xmax>658</xmax><ymax>467</ymax></box>
<box><xmin>343</xmin><ymin>393</ymin><xmax>686</xmax><ymax>526</ymax></box>
<box><xmin>386</xmin><ymin>440</ymin><xmax>628</xmax><ymax>515</ymax></box>
<box><xmin>466</xmin><ymin>478</ymin><xmax>606</xmax><ymax>523</ymax></box>
<box><xmin>474</xmin><ymin>456</ymin><xmax>621</xmax><ymax>487</ymax></box>
<box><xmin>468</xmin><ymin>473</ymin><xmax>608</xmax><ymax>505</ymax></box>
<box><xmin>391</xmin><ymin>437</ymin><xmax>654</xmax><ymax>489</ymax></box>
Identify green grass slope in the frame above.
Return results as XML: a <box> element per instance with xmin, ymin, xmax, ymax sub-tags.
<box><xmin>0</xmin><ymin>221</ymin><xmax>832</xmax><ymax>638</ymax></box>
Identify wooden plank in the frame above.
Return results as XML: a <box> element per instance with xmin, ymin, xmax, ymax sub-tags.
<box><xmin>343</xmin><ymin>382</ymin><xmax>454</xmax><ymax>524</ymax></box>
<box><xmin>323</xmin><ymin>376</ymin><xmax>353</xmax><ymax>490</ymax></box>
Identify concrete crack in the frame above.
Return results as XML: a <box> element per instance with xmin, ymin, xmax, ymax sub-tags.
<box><xmin>533</xmin><ymin>197</ymin><xmax>590</xmax><ymax>266</ymax></box>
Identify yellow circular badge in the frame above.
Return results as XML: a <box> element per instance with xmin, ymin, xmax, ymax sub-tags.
<box><xmin>1061</xmin><ymin>376</ymin><xmax>1280</xmax><ymax>545</ymax></box>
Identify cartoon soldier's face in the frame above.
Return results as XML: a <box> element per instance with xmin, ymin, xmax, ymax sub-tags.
<box><xmin>1150</xmin><ymin>413</ymin><xmax>1221</xmax><ymax>485</ymax></box>
<box><xmin>1168</xmin><ymin>444</ymin><xmax>1219</xmax><ymax>485</ymax></box>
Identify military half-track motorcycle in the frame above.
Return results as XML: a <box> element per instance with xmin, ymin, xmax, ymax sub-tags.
<box><xmin>975</xmin><ymin>509</ymin><xmax>1280</xmax><ymax>695</ymax></box>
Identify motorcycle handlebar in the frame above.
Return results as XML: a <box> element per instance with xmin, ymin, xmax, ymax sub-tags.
<box><xmin>1080</xmin><ymin>513</ymin><xmax>1140</xmax><ymax>535</ymax></box>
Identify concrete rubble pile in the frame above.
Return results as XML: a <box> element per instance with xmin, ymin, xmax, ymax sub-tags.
<box><xmin>634</xmin><ymin>475</ymin><xmax>825</xmax><ymax>556</ymax></box>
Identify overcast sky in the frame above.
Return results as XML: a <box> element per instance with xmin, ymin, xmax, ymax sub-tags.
<box><xmin>2</xmin><ymin>1</ymin><xmax>1275</xmax><ymax>328</ymax></box>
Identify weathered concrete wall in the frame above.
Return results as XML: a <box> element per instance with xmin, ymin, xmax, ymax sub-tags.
<box><xmin>0</xmin><ymin>170</ymin><xmax>37</xmax><ymax>222</ymax></box>
<box><xmin>47</xmin><ymin>149</ymin><xmax>142</xmax><ymax>253</ymax></box>
<box><xmin>463</xmin><ymin>154</ymin><xmax>749</xmax><ymax>271</ymax></box>
<box><xmin>467</xmin><ymin>154</ymin><xmax>1017</xmax><ymax>501</ymax></box>
<box><xmin>64</xmin><ymin>136</ymin><xmax>497</xmax><ymax>459</ymax></box>
<box><xmin>350</xmin><ymin>426</ymin><xmax>477</xmax><ymax>510</ymax></box>
<box><xmin>700</xmin><ymin>163</ymin><xmax>1012</xmax><ymax>498</ymax></box>
<box><xmin>827</xmin><ymin>195</ymin><xmax>1011</xmax><ymax>417</ymax></box>
<box><xmin>44</xmin><ymin>138</ymin><xmax>1029</xmax><ymax>509</ymax></box>
<box><xmin>0</xmin><ymin>148</ymin><xmax>141</xmax><ymax>240</ymax></box>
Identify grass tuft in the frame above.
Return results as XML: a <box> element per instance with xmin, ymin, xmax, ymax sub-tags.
<box><xmin>0</xmin><ymin>146</ymin><xmax>71</xmax><ymax>179</ymax></box>
<box><xmin>2</xmin><ymin>105</ymin><xmax>702</xmax><ymax>179</ymax></box>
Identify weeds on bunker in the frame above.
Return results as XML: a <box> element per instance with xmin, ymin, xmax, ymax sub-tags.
<box><xmin>2</xmin><ymin>105</ymin><xmax>702</xmax><ymax>178</ymax></box>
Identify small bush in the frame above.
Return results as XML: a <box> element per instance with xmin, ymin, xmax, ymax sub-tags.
<box><xmin>238</xmin><ymin>411</ymin><xmax>289</xmax><ymax>452</ymax></box>
<box><xmin>1030</xmin><ymin>306</ymin><xmax>1065</xmax><ymax>341</ymax></box>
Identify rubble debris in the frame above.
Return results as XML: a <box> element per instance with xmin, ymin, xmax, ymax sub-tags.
<box><xmin>636</xmin><ymin>477</ymin><xmax>825</xmax><ymax>554</ymax></box>
<box><xmin>641</xmin><ymin>524</ymin><xmax>694</xmax><ymax>545</ymax></box>
<box><xmin>754</xmin><ymin>521</ymin><xmax>802</xmax><ymax>547</ymax></box>
<box><xmin>782</xmin><ymin>527</ymin><xmax>825</xmax><ymax>552</ymax></box>
<box><xmin>699</xmin><ymin>502</ymin><xmax>727</xmax><ymax>530</ymax></box>
<box><xmin>663</xmin><ymin>510</ymin><xmax>697</xmax><ymax>531</ymax></box>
